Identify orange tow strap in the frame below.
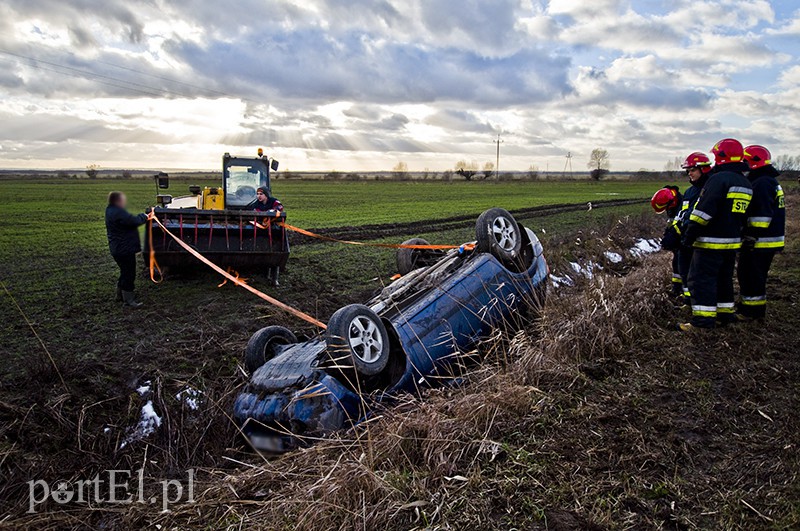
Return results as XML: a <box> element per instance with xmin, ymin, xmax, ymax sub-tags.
<box><xmin>279</xmin><ymin>222</ymin><xmax>476</xmax><ymax>251</ymax></box>
<box><xmin>147</xmin><ymin>214</ymin><xmax>327</xmax><ymax>330</ymax></box>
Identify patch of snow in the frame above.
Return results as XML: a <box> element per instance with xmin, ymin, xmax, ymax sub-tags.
<box><xmin>630</xmin><ymin>238</ymin><xmax>661</xmax><ymax>256</ymax></box>
<box><xmin>550</xmin><ymin>274</ymin><xmax>574</xmax><ymax>288</ymax></box>
<box><xmin>569</xmin><ymin>261</ymin><xmax>598</xmax><ymax>279</ymax></box>
<box><xmin>604</xmin><ymin>251</ymin><xmax>623</xmax><ymax>264</ymax></box>
<box><xmin>176</xmin><ymin>387</ymin><xmax>203</xmax><ymax>411</ymax></box>
<box><xmin>135</xmin><ymin>381</ymin><xmax>152</xmax><ymax>396</ymax></box>
<box><xmin>120</xmin><ymin>400</ymin><xmax>161</xmax><ymax>449</ymax></box>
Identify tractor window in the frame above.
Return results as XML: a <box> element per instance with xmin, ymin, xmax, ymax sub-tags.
<box><xmin>226</xmin><ymin>165</ymin><xmax>266</xmax><ymax>207</ymax></box>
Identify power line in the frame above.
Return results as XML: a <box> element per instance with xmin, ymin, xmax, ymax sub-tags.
<box><xmin>0</xmin><ymin>55</ymin><xmax>167</xmax><ymax>98</ymax></box>
<box><xmin>91</xmin><ymin>56</ymin><xmax>234</xmax><ymax>99</ymax></box>
<box><xmin>0</xmin><ymin>48</ymin><xmax>201</xmax><ymax>99</ymax></box>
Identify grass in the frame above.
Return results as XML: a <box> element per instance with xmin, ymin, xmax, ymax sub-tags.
<box><xmin>1</xmin><ymin>178</ymin><xmax>798</xmax><ymax>529</ymax></box>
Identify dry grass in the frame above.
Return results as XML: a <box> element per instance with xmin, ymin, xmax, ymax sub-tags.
<box><xmin>4</xmin><ymin>202</ymin><xmax>800</xmax><ymax>530</ymax></box>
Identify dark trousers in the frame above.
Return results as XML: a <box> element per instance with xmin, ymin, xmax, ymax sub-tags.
<box><xmin>688</xmin><ymin>249</ymin><xmax>736</xmax><ymax>328</ymax></box>
<box><xmin>678</xmin><ymin>245</ymin><xmax>694</xmax><ymax>299</ymax></box>
<box><xmin>737</xmin><ymin>250</ymin><xmax>775</xmax><ymax>319</ymax></box>
<box><xmin>671</xmin><ymin>251</ymin><xmax>683</xmax><ymax>296</ymax></box>
<box><xmin>113</xmin><ymin>253</ymin><xmax>137</xmax><ymax>292</ymax></box>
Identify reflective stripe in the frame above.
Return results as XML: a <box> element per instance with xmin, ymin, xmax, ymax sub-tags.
<box><xmin>683</xmin><ymin>289</ymin><xmax>691</xmax><ymax>297</ymax></box>
<box><xmin>717</xmin><ymin>302</ymin><xmax>735</xmax><ymax>314</ymax></box>
<box><xmin>694</xmin><ymin>236</ymin><xmax>741</xmax><ymax>249</ymax></box>
<box><xmin>672</xmin><ymin>275</ymin><xmax>682</xmax><ymax>283</ymax></box>
<box><xmin>741</xmin><ymin>296</ymin><xmax>767</xmax><ymax>306</ymax></box>
<box><xmin>690</xmin><ymin>210</ymin><xmax>711</xmax><ymax>225</ymax></box>
<box><xmin>747</xmin><ymin>216</ymin><xmax>772</xmax><ymax>228</ymax></box>
<box><xmin>754</xmin><ymin>236</ymin><xmax>785</xmax><ymax>249</ymax></box>
<box><xmin>728</xmin><ymin>186</ymin><xmax>753</xmax><ymax>195</ymax></box>
<box><xmin>727</xmin><ymin>192</ymin><xmax>752</xmax><ymax>201</ymax></box>
<box><xmin>693</xmin><ymin>310</ymin><xmax>717</xmax><ymax>317</ymax></box>
<box><xmin>681</xmin><ymin>201</ymin><xmax>689</xmax><ymax>211</ymax></box>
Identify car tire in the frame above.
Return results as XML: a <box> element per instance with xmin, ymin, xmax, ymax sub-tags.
<box><xmin>325</xmin><ymin>304</ymin><xmax>390</xmax><ymax>379</ymax></box>
<box><xmin>476</xmin><ymin>208</ymin><xmax>523</xmax><ymax>261</ymax></box>
<box><xmin>245</xmin><ymin>326</ymin><xmax>297</xmax><ymax>373</ymax></box>
<box><xmin>396</xmin><ymin>238</ymin><xmax>431</xmax><ymax>275</ymax></box>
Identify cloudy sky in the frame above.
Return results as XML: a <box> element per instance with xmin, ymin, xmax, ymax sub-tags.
<box><xmin>0</xmin><ymin>0</ymin><xmax>798</xmax><ymax>172</ymax></box>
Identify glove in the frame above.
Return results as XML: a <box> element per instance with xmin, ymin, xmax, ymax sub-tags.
<box><xmin>741</xmin><ymin>235</ymin><xmax>756</xmax><ymax>251</ymax></box>
<box><xmin>681</xmin><ymin>223</ymin><xmax>699</xmax><ymax>248</ymax></box>
<box><xmin>661</xmin><ymin>227</ymin><xmax>681</xmax><ymax>251</ymax></box>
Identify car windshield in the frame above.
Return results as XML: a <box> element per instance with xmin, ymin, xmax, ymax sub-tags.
<box><xmin>226</xmin><ymin>164</ymin><xmax>267</xmax><ymax>207</ymax></box>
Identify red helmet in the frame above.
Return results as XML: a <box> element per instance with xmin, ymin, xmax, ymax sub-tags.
<box><xmin>651</xmin><ymin>187</ymin><xmax>678</xmax><ymax>214</ymax></box>
<box><xmin>711</xmin><ymin>138</ymin><xmax>744</xmax><ymax>165</ymax></box>
<box><xmin>681</xmin><ymin>152</ymin><xmax>712</xmax><ymax>173</ymax></box>
<box><xmin>743</xmin><ymin>145</ymin><xmax>771</xmax><ymax>170</ymax></box>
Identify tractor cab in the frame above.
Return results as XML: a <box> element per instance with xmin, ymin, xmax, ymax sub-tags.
<box><xmin>223</xmin><ymin>150</ymin><xmax>279</xmax><ymax>210</ymax></box>
<box><xmin>145</xmin><ymin>149</ymin><xmax>288</xmax><ymax>285</ymax></box>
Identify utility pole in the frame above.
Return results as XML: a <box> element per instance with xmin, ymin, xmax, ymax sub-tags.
<box><xmin>493</xmin><ymin>134</ymin><xmax>504</xmax><ymax>179</ymax></box>
<box><xmin>563</xmin><ymin>151</ymin><xmax>573</xmax><ymax>177</ymax></box>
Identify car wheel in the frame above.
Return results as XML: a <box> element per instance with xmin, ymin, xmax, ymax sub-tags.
<box><xmin>476</xmin><ymin>208</ymin><xmax>522</xmax><ymax>261</ymax></box>
<box><xmin>245</xmin><ymin>326</ymin><xmax>297</xmax><ymax>373</ymax></box>
<box><xmin>396</xmin><ymin>238</ymin><xmax>431</xmax><ymax>275</ymax></box>
<box><xmin>325</xmin><ymin>304</ymin><xmax>390</xmax><ymax>379</ymax></box>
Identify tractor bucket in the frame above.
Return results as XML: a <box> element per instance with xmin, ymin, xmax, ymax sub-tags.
<box><xmin>143</xmin><ymin>209</ymin><xmax>289</xmax><ymax>272</ymax></box>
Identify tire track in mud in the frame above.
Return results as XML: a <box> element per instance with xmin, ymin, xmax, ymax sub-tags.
<box><xmin>288</xmin><ymin>197</ymin><xmax>647</xmax><ymax>245</ymax></box>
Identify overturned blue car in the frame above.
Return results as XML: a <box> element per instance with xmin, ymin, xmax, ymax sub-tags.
<box><xmin>233</xmin><ymin>208</ymin><xmax>548</xmax><ymax>452</ymax></box>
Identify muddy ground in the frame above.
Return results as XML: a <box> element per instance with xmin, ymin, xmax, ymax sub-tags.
<box><xmin>1</xmin><ymin>194</ymin><xmax>798</xmax><ymax>529</ymax></box>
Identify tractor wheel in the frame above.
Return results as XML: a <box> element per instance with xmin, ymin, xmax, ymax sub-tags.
<box><xmin>245</xmin><ymin>326</ymin><xmax>297</xmax><ymax>373</ymax></box>
<box><xmin>325</xmin><ymin>304</ymin><xmax>390</xmax><ymax>383</ymax></box>
<box><xmin>476</xmin><ymin>208</ymin><xmax>522</xmax><ymax>263</ymax></box>
<box><xmin>396</xmin><ymin>238</ymin><xmax>432</xmax><ymax>275</ymax></box>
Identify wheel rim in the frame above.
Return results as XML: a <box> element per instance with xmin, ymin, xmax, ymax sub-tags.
<box><xmin>348</xmin><ymin>316</ymin><xmax>383</xmax><ymax>363</ymax></box>
<box><xmin>263</xmin><ymin>337</ymin><xmax>288</xmax><ymax>359</ymax></box>
<box><xmin>491</xmin><ymin>216</ymin><xmax>517</xmax><ymax>251</ymax></box>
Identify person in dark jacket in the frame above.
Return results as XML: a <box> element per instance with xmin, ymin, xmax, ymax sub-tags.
<box><xmin>254</xmin><ymin>187</ymin><xmax>284</xmax><ymax>212</ymax></box>
<box><xmin>105</xmin><ymin>192</ymin><xmax>150</xmax><ymax>308</ymax></box>
<box><xmin>680</xmin><ymin>139</ymin><xmax>753</xmax><ymax>331</ymax></box>
<box><xmin>254</xmin><ymin>187</ymin><xmax>286</xmax><ymax>286</ymax></box>
<box><xmin>738</xmin><ymin>145</ymin><xmax>786</xmax><ymax>321</ymax></box>
<box><xmin>651</xmin><ymin>186</ymin><xmax>683</xmax><ymax>297</ymax></box>
<box><xmin>677</xmin><ymin>152</ymin><xmax>713</xmax><ymax>304</ymax></box>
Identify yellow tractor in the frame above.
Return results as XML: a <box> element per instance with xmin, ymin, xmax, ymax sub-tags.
<box><xmin>144</xmin><ymin>150</ymin><xmax>288</xmax><ymax>284</ymax></box>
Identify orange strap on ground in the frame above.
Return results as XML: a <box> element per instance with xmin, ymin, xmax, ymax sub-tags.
<box><xmin>147</xmin><ymin>215</ymin><xmax>327</xmax><ymax>330</ymax></box>
<box><xmin>279</xmin><ymin>222</ymin><xmax>476</xmax><ymax>251</ymax></box>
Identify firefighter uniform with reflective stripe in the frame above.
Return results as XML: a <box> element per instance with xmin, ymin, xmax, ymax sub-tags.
<box><xmin>677</xmin><ymin>175</ymin><xmax>708</xmax><ymax>301</ymax></box>
<box><xmin>738</xmin><ymin>165</ymin><xmax>785</xmax><ymax>319</ymax></box>
<box><xmin>661</xmin><ymin>190</ymin><xmax>684</xmax><ymax>296</ymax></box>
<box><xmin>683</xmin><ymin>162</ymin><xmax>752</xmax><ymax>327</ymax></box>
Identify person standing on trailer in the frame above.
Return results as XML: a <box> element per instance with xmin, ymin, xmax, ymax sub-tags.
<box><xmin>254</xmin><ymin>187</ymin><xmax>286</xmax><ymax>286</ymax></box>
<box><xmin>677</xmin><ymin>152</ymin><xmax>713</xmax><ymax>304</ymax></box>
<box><xmin>679</xmin><ymin>139</ymin><xmax>752</xmax><ymax>331</ymax></box>
<box><xmin>105</xmin><ymin>192</ymin><xmax>150</xmax><ymax>308</ymax></box>
<box><xmin>738</xmin><ymin>145</ymin><xmax>786</xmax><ymax>321</ymax></box>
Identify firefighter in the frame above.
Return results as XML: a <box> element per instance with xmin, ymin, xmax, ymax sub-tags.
<box><xmin>105</xmin><ymin>192</ymin><xmax>150</xmax><ymax>308</ymax></box>
<box><xmin>737</xmin><ymin>145</ymin><xmax>786</xmax><ymax>320</ymax></box>
<box><xmin>651</xmin><ymin>186</ymin><xmax>683</xmax><ymax>297</ymax></box>
<box><xmin>677</xmin><ymin>152</ymin><xmax>713</xmax><ymax>303</ymax></box>
<box><xmin>679</xmin><ymin>139</ymin><xmax>753</xmax><ymax>331</ymax></box>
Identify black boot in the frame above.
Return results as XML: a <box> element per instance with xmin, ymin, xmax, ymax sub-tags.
<box><xmin>122</xmin><ymin>291</ymin><xmax>143</xmax><ymax>308</ymax></box>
